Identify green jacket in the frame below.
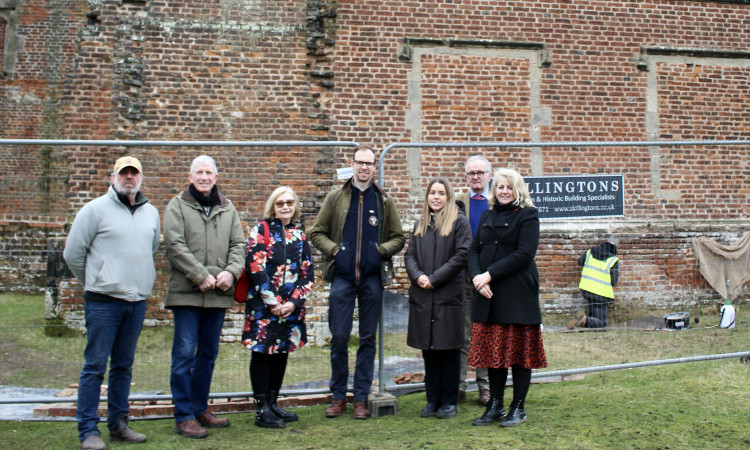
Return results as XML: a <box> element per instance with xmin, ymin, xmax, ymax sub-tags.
<box><xmin>309</xmin><ymin>178</ymin><xmax>405</xmax><ymax>284</ymax></box>
<box><xmin>163</xmin><ymin>189</ymin><xmax>246</xmax><ymax>309</ymax></box>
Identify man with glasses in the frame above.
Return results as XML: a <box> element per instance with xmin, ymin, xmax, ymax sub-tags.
<box><xmin>456</xmin><ymin>154</ymin><xmax>492</xmax><ymax>406</ymax></box>
<box><xmin>310</xmin><ymin>145</ymin><xmax>405</xmax><ymax>420</ymax></box>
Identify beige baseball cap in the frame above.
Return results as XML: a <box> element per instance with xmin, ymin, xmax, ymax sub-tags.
<box><xmin>113</xmin><ymin>156</ymin><xmax>143</xmax><ymax>174</ymax></box>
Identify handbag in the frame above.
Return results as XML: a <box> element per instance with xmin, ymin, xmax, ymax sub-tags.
<box><xmin>234</xmin><ymin>220</ymin><xmax>270</xmax><ymax>303</ymax></box>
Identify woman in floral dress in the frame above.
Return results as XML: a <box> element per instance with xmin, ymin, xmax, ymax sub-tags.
<box><xmin>242</xmin><ymin>186</ymin><xmax>313</xmax><ymax>428</ymax></box>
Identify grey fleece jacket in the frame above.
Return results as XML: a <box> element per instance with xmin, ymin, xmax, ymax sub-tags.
<box><xmin>63</xmin><ymin>186</ymin><xmax>161</xmax><ymax>302</ymax></box>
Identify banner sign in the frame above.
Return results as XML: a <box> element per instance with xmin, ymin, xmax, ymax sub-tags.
<box><xmin>525</xmin><ymin>174</ymin><xmax>624</xmax><ymax>219</ymax></box>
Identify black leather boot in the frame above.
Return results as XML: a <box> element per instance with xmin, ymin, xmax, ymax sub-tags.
<box><xmin>269</xmin><ymin>390</ymin><xmax>299</xmax><ymax>423</ymax></box>
<box><xmin>471</xmin><ymin>397</ymin><xmax>506</xmax><ymax>426</ymax></box>
<box><xmin>500</xmin><ymin>399</ymin><xmax>527</xmax><ymax>427</ymax></box>
<box><xmin>254</xmin><ymin>393</ymin><xmax>285</xmax><ymax>428</ymax></box>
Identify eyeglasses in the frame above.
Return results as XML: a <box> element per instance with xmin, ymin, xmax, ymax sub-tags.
<box><xmin>274</xmin><ymin>200</ymin><xmax>295</xmax><ymax>208</ymax></box>
<box><xmin>353</xmin><ymin>160</ymin><xmax>376</xmax><ymax>168</ymax></box>
<box><xmin>466</xmin><ymin>171</ymin><xmax>487</xmax><ymax>178</ymax></box>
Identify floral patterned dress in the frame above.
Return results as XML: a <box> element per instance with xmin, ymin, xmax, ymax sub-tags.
<box><xmin>242</xmin><ymin>219</ymin><xmax>313</xmax><ymax>354</ymax></box>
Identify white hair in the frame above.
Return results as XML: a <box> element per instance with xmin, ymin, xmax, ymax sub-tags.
<box><xmin>465</xmin><ymin>154</ymin><xmax>492</xmax><ymax>173</ymax></box>
<box><xmin>189</xmin><ymin>155</ymin><xmax>218</xmax><ymax>174</ymax></box>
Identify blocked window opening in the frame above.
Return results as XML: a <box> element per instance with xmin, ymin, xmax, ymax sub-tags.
<box><xmin>0</xmin><ymin>1</ymin><xmax>18</xmax><ymax>78</ymax></box>
<box><xmin>0</xmin><ymin>18</ymin><xmax>6</xmax><ymax>74</ymax></box>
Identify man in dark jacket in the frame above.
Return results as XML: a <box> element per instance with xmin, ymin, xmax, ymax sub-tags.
<box><xmin>568</xmin><ymin>241</ymin><xmax>620</xmax><ymax>329</ymax></box>
<box><xmin>310</xmin><ymin>145</ymin><xmax>405</xmax><ymax>420</ymax></box>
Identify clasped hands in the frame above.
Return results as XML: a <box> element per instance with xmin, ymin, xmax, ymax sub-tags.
<box><xmin>473</xmin><ymin>272</ymin><xmax>493</xmax><ymax>298</ymax></box>
<box><xmin>198</xmin><ymin>271</ymin><xmax>235</xmax><ymax>292</ymax></box>
<box><xmin>270</xmin><ymin>302</ymin><xmax>295</xmax><ymax>318</ymax></box>
<box><xmin>416</xmin><ymin>275</ymin><xmax>434</xmax><ymax>290</ymax></box>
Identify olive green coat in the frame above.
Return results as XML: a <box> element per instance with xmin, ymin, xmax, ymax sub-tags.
<box><xmin>163</xmin><ymin>189</ymin><xmax>246</xmax><ymax>309</ymax></box>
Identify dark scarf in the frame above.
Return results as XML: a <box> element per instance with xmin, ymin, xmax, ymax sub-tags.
<box><xmin>493</xmin><ymin>201</ymin><xmax>518</xmax><ymax>213</ymax></box>
<box><xmin>188</xmin><ymin>184</ymin><xmax>221</xmax><ymax>212</ymax></box>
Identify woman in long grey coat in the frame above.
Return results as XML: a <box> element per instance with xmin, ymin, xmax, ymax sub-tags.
<box><xmin>405</xmin><ymin>177</ymin><xmax>473</xmax><ymax>419</ymax></box>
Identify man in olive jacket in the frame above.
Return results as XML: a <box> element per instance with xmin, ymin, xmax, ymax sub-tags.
<box><xmin>164</xmin><ymin>155</ymin><xmax>245</xmax><ymax>439</ymax></box>
<box><xmin>310</xmin><ymin>145</ymin><xmax>405</xmax><ymax>420</ymax></box>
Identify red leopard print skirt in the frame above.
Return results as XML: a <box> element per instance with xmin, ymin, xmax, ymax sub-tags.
<box><xmin>468</xmin><ymin>323</ymin><xmax>548</xmax><ymax>370</ymax></box>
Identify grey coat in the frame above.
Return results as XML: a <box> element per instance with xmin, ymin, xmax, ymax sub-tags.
<box><xmin>63</xmin><ymin>186</ymin><xmax>160</xmax><ymax>302</ymax></box>
<box><xmin>404</xmin><ymin>214</ymin><xmax>472</xmax><ymax>350</ymax></box>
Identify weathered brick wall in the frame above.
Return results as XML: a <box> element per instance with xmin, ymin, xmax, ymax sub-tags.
<box><xmin>322</xmin><ymin>0</ymin><xmax>750</xmax><ymax>315</ymax></box>
<box><xmin>1</xmin><ymin>1</ymin><xmax>749</xmax><ymax>339</ymax></box>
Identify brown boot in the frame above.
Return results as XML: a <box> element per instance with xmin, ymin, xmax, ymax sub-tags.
<box><xmin>325</xmin><ymin>399</ymin><xmax>346</xmax><ymax>418</ymax></box>
<box><xmin>197</xmin><ymin>410</ymin><xmax>230</xmax><ymax>428</ymax></box>
<box><xmin>109</xmin><ymin>417</ymin><xmax>147</xmax><ymax>443</ymax></box>
<box><xmin>174</xmin><ymin>419</ymin><xmax>208</xmax><ymax>439</ymax></box>
<box><xmin>353</xmin><ymin>401</ymin><xmax>371</xmax><ymax>420</ymax></box>
<box><xmin>566</xmin><ymin>311</ymin><xmax>587</xmax><ymax>330</ymax></box>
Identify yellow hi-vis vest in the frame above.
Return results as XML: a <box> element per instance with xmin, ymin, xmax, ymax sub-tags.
<box><xmin>578</xmin><ymin>250</ymin><xmax>619</xmax><ymax>298</ymax></box>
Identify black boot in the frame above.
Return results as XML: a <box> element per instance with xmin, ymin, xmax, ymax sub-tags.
<box><xmin>471</xmin><ymin>397</ymin><xmax>506</xmax><ymax>426</ymax></box>
<box><xmin>254</xmin><ymin>393</ymin><xmax>285</xmax><ymax>428</ymax></box>
<box><xmin>500</xmin><ymin>399</ymin><xmax>527</xmax><ymax>427</ymax></box>
<box><xmin>269</xmin><ymin>390</ymin><xmax>299</xmax><ymax>423</ymax></box>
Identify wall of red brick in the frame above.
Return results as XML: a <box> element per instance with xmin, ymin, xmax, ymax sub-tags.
<box><xmin>1</xmin><ymin>1</ymin><xmax>749</xmax><ymax>337</ymax></box>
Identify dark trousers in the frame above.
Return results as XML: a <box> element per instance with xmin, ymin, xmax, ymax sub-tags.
<box><xmin>585</xmin><ymin>296</ymin><xmax>609</xmax><ymax>328</ymax></box>
<box><xmin>327</xmin><ymin>273</ymin><xmax>383</xmax><ymax>402</ymax></box>
<box><xmin>423</xmin><ymin>349</ymin><xmax>461</xmax><ymax>407</ymax></box>
<box><xmin>250</xmin><ymin>352</ymin><xmax>289</xmax><ymax>394</ymax></box>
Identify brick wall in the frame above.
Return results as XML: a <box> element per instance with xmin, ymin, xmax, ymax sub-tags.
<box><xmin>1</xmin><ymin>1</ymin><xmax>749</xmax><ymax>338</ymax></box>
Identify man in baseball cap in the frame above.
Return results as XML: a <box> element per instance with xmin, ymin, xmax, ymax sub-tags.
<box><xmin>64</xmin><ymin>155</ymin><xmax>160</xmax><ymax>449</ymax></box>
<box><xmin>113</xmin><ymin>156</ymin><xmax>143</xmax><ymax>174</ymax></box>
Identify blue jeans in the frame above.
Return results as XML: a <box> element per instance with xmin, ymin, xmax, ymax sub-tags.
<box><xmin>170</xmin><ymin>306</ymin><xmax>226</xmax><ymax>424</ymax></box>
<box><xmin>328</xmin><ymin>274</ymin><xmax>383</xmax><ymax>402</ymax></box>
<box><xmin>77</xmin><ymin>298</ymin><xmax>145</xmax><ymax>442</ymax></box>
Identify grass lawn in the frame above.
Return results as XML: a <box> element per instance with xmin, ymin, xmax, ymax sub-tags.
<box><xmin>1</xmin><ymin>358</ymin><xmax>748</xmax><ymax>449</ymax></box>
<box><xmin>2</xmin><ymin>293</ymin><xmax>749</xmax><ymax>448</ymax></box>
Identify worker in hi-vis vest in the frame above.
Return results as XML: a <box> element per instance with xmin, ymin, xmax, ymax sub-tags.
<box><xmin>567</xmin><ymin>241</ymin><xmax>619</xmax><ymax>330</ymax></box>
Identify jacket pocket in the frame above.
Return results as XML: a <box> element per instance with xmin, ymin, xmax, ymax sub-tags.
<box><xmin>323</xmin><ymin>258</ymin><xmax>335</xmax><ymax>282</ymax></box>
<box><xmin>168</xmin><ymin>271</ymin><xmax>196</xmax><ymax>293</ymax></box>
<box><xmin>333</xmin><ymin>243</ymin><xmax>353</xmax><ymax>278</ymax></box>
<box><xmin>362</xmin><ymin>241</ymin><xmax>382</xmax><ymax>275</ymax></box>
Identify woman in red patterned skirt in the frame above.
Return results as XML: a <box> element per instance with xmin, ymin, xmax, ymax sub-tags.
<box><xmin>467</xmin><ymin>168</ymin><xmax>547</xmax><ymax>427</ymax></box>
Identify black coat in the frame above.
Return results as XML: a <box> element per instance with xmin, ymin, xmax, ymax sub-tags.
<box><xmin>468</xmin><ymin>203</ymin><xmax>542</xmax><ymax>325</ymax></box>
<box><xmin>405</xmin><ymin>214</ymin><xmax>473</xmax><ymax>350</ymax></box>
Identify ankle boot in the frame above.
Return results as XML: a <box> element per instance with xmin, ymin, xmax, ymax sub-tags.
<box><xmin>254</xmin><ymin>393</ymin><xmax>285</xmax><ymax>428</ymax></box>
<box><xmin>471</xmin><ymin>397</ymin><xmax>506</xmax><ymax>426</ymax></box>
<box><xmin>500</xmin><ymin>399</ymin><xmax>527</xmax><ymax>427</ymax></box>
<box><xmin>269</xmin><ymin>390</ymin><xmax>299</xmax><ymax>423</ymax></box>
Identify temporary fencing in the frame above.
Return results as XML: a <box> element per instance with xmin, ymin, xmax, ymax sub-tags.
<box><xmin>0</xmin><ymin>138</ymin><xmax>749</xmax><ymax>410</ymax></box>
